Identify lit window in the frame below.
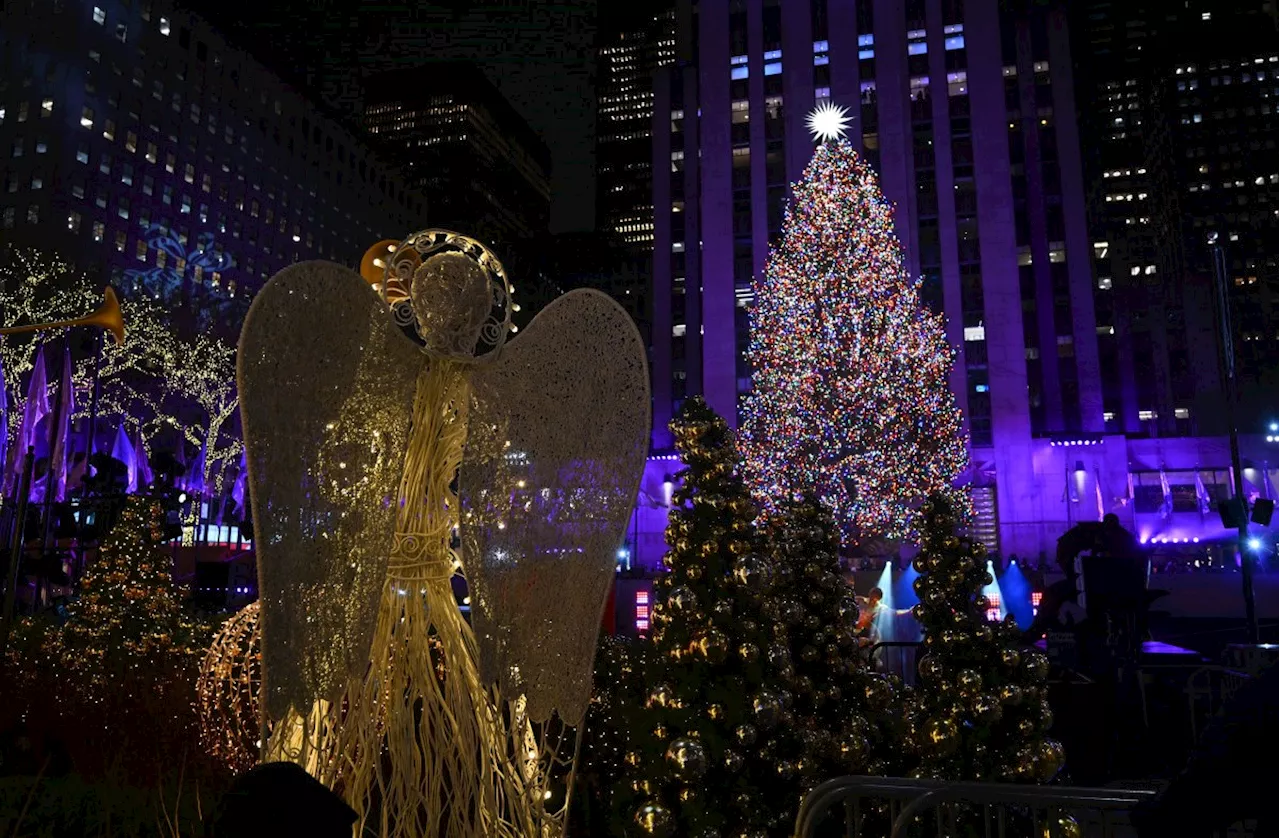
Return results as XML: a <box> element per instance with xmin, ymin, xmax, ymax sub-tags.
<box><xmin>964</xmin><ymin>325</ymin><xmax>986</xmax><ymax>341</ymax></box>
<box><xmin>908</xmin><ymin>42</ymin><xmax>928</xmax><ymax>56</ymax></box>
<box><xmin>115</xmin><ymin>23</ymin><xmax>127</xmax><ymax>43</ymax></box>
<box><xmin>1049</xmin><ymin>248</ymin><xmax>1066</xmax><ymax>263</ymax></box>
<box><xmin>31</xmin><ymin>176</ymin><xmax>42</xmax><ymax>190</ymax></box>
<box><xmin>1093</xmin><ymin>241</ymin><xmax>1109</xmax><ymax>259</ymax></box>
<box><xmin>160</xmin><ymin>16</ymin><xmax>170</xmax><ymax>35</ymax></box>
<box><xmin>1139</xmin><ymin>410</ymin><xmax>1158</xmax><ymax>421</ymax></box>
<box><xmin>1033</xmin><ymin>61</ymin><xmax>1049</xmax><ymax>73</ymax></box>
<box><xmin>944</xmin><ymin>35</ymin><xmax>965</xmax><ymax>51</ymax></box>
<box><xmin>67</xmin><ymin>211</ymin><xmax>81</xmax><ymax>233</ymax></box>
<box><xmin>731</xmin><ymin>66</ymin><xmax>749</xmax><ymax>80</ymax></box>
<box><xmin>1103</xmin><ymin>412</ymin><xmax>1115</xmax><ymax>422</ymax></box>
<box><xmin>136</xmin><ymin>240</ymin><xmax>148</xmax><ymax>261</ymax></box>
<box><xmin>1097</xmin><ymin>277</ymin><xmax>1113</xmax><ymax>290</ymax></box>
<box><xmin>92</xmin><ymin>6</ymin><xmax>105</xmax><ymax>23</ymax></box>
<box><xmin>41</xmin><ymin>98</ymin><xmax>53</xmax><ymax>117</ymax></box>
<box><xmin>1201</xmin><ymin>11</ymin><xmax>1211</xmax><ymax>19</ymax></box>
<box><xmin>1175</xmin><ymin>408</ymin><xmax>1190</xmax><ymax>419</ymax></box>
<box><xmin>764</xmin><ymin>62</ymin><xmax>782</xmax><ymax>76</ymax></box>
<box><xmin>1144</xmin><ymin>265</ymin><xmax>1157</xmax><ymax>275</ymax></box>
<box><xmin>80</xmin><ymin>106</ymin><xmax>93</xmax><ymax>129</ymax></box>
<box><xmin>103</xmin><ymin>119</ymin><xmax>115</xmax><ymax>141</ymax></box>
<box><xmin>92</xmin><ymin>221</ymin><xmax>104</xmax><ymax>241</ymax></box>
<box><xmin>1096</xmin><ymin>325</ymin><xmax>1115</xmax><ymax>335</ymax></box>
<box><xmin>672</xmin><ymin>324</ymin><xmax>686</xmax><ymax>337</ymax></box>
<box><xmin>1025</xmin><ymin>347</ymin><xmax>1039</xmax><ymax>360</ymax></box>
<box><xmin>114</xmin><ymin>231</ymin><xmax>127</xmax><ymax>252</ymax></box>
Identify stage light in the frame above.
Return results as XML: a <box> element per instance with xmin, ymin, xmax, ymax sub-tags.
<box><xmin>178</xmin><ymin>492</ymin><xmax>188</xmax><ymax>503</ymax></box>
<box><xmin>1248</xmin><ymin>538</ymin><xmax>1262</xmax><ymax>550</ymax></box>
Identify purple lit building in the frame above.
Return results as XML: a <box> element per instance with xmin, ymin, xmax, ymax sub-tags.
<box><xmin>626</xmin><ymin>0</ymin><xmax>1278</xmax><ymax>567</ymax></box>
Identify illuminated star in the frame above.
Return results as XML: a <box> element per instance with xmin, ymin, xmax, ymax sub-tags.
<box><xmin>806</xmin><ymin>102</ymin><xmax>853</xmax><ymax>142</ymax></box>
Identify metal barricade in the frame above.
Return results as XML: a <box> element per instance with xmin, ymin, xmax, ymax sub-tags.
<box><xmin>794</xmin><ymin>776</ymin><xmax>1160</xmax><ymax>838</ymax></box>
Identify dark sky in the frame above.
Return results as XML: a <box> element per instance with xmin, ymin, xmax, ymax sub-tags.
<box><xmin>190</xmin><ymin>1</ymin><xmax>601</xmax><ymax>233</ymax></box>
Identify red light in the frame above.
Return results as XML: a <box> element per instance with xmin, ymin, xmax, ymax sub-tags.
<box><xmin>1031</xmin><ymin>592</ymin><xmax>1043</xmax><ymax>606</ymax></box>
<box><xmin>635</xmin><ymin>591</ymin><xmax>649</xmax><ymax>605</ymax></box>
<box><xmin>635</xmin><ymin>605</ymin><xmax>649</xmax><ymax>619</ymax></box>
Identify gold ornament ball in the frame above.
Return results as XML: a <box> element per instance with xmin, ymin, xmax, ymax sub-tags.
<box><xmin>999</xmin><ymin>684</ymin><xmax>1024</xmax><ymax>706</ymax></box>
<box><xmin>1041</xmin><ymin>814</ymin><xmax>1082</xmax><ymax>838</ymax></box>
<box><xmin>633</xmin><ymin>803</ymin><xmax>676</xmax><ymax>838</ymax></box>
<box><xmin>625</xmin><ymin>750</ymin><xmax>643</xmax><ymax>767</ymax></box>
<box><xmin>1035</xmin><ymin>738</ymin><xmax>1066</xmax><ymax>782</ymax></box>
<box><xmin>924</xmin><ymin>717</ymin><xmax>960</xmax><ymax>757</ymax></box>
<box><xmin>956</xmin><ymin>669</ymin><xmax>983</xmax><ymax>698</ymax></box>
<box><xmin>1000</xmin><ymin>647</ymin><xmax>1022</xmax><ymax>669</ymax></box>
<box><xmin>707</xmin><ymin>702</ymin><xmax>725</xmax><ymax>720</ymax></box>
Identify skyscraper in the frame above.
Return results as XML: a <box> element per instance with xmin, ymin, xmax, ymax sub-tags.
<box><xmin>595</xmin><ymin>6</ymin><xmax>677</xmax><ymax>248</ymax></box>
<box><xmin>362</xmin><ymin>63</ymin><xmax>552</xmax><ymax>254</ymax></box>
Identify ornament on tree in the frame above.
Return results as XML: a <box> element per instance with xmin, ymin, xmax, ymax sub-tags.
<box><xmin>740</xmin><ymin>135</ymin><xmax>968</xmax><ymax>545</ymax></box>
<box><xmin>907</xmin><ymin>495</ymin><xmax>1064</xmax><ymax>783</ymax></box>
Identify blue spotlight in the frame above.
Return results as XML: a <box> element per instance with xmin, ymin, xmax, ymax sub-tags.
<box><xmin>997</xmin><ymin>560</ymin><xmax>1035</xmax><ymax>630</ymax></box>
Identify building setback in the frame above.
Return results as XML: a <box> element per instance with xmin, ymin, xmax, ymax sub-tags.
<box><xmin>626</xmin><ymin>0</ymin><xmax>1277</xmax><ymax>564</ymax></box>
<box><xmin>0</xmin><ymin>0</ymin><xmax>422</xmax><ymax>332</ymax></box>
<box><xmin>362</xmin><ymin>63</ymin><xmax>551</xmax><ymax>258</ymax></box>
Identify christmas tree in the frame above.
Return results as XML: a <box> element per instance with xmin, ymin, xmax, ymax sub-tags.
<box><xmin>740</xmin><ymin>124</ymin><xmax>968</xmax><ymax>546</ymax></box>
<box><xmin>52</xmin><ymin>496</ymin><xmax>203</xmax><ymax>690</ymax></box>
<box><xmin>619</xmin><ymin>397</ymin><xmax>808</xmax><ymax>838</ymax></box>
<box><xmin>908</xmin><ymin>494</ymin><xmax>1063</xmax><ymax>783</ymax></box>
<box><xmin>763</xmin><ymin>496</ymin><xmax>904</xmax><ymax>780</ymax></box>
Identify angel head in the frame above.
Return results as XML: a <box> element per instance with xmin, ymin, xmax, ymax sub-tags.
<box><xmin>363</xmin><ymin>230</ymin><xmax>514</xmax><ymax>362</ymax></box>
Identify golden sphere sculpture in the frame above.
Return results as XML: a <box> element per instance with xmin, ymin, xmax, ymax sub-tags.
<box><xmin>196</xmin><ymin>601</ymin><xmax>263</xmax><ymax>774</ymax></box>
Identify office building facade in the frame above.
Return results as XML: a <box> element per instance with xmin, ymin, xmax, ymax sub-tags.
<box><xmin>0</xmin><ymin>0</ymin><xmax>423</xmax><ymax>332</ymax></box>
<box><xmin>363</xmin><ymin>64</ymin><xmax>552</xmax><ymax>257</ymax></box>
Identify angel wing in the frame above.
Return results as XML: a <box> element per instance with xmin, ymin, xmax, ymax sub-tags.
<box><xmin>238</xmin><ymin>261</ymin><xmax>421</xmax><ymax>721</ymax></box>
<box><xmin>459</xmin><ymin>288</ymin><xmax>650</xmax><ymax>725</ymax></box>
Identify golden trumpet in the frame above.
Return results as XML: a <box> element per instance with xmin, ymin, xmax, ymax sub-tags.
<box><xmin>0</xmin><ymin>287</ymin><xmax>126</xmax><ymax>346</ymax></box>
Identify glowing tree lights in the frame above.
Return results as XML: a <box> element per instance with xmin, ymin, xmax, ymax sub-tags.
<box><xmin>740</xmin><ymin>135</ymin><xmax>968</xmax><ymax>545</ymax></box>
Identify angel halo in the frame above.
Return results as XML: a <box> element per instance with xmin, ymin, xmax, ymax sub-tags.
<box><xmin>237</xmin><ymin>228</ymin><xmax>651</xmax><ymax>838</ymax></box>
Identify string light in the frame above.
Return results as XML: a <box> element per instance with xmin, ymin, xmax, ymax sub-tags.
<box><xmin>740</xmin><ymin>138</ymin><xmax>969</xmax><ymax>545</ymax></box>
<box><xmin>0</xmin><ymin>248</ymin><xmax>242</xmax><ymax>493</ymax></box>
<box><xmin>196</xmin><ymin>601</ymin><xmax>263</xmax><ymax>773</ymax></box>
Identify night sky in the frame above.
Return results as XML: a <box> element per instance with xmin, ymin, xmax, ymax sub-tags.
<box><xmin>188</xmin><ymin>1</ymin><xmax>601</xmax><ymax>233</ymax></box>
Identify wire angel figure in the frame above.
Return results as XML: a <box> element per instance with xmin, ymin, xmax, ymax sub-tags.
<box><xmin>237</xmin><ymin>229</ymin><xmax>650</xmax><ymax>838</ymax></box>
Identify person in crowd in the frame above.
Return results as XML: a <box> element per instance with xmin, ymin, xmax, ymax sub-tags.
<box><xmin>1131</xmin><ymin>664</ymin><xmax>1278</xmax><ymax>838</ymax></box>
<box><xmin>205</xmin><ymin>761</ymin><xmax>358</xmax><ymax>837</ymax></box>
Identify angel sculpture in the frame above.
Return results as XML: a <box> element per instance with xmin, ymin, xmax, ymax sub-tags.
<box><xmin>237</xmin><ymin>229</ymin><xmax>650</xmax><ymax>838</ymax></box>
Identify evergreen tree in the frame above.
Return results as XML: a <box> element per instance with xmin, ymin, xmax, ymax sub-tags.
<box><xmin>908</xmin><ymin>495</ymin><xmax>1064</xmax><ymax>783</ymax></box>
<box><xmin>619</xmin><ymin>397</ymin><xmax>806</xmax><ymax>838</ymax></box>
<box><xmin>575</xmin><ymin>635</ymin><xmax>649</xmax><ymax>836</ymax></box>
<box><xmin>52</xmin><ymin>496</ymin><xmax>203</xmax><ymax>689</ymax></box>
<box><xmin>764</xmin><ymin>496</ymin><xmax>905</xmax><ymax>781</ymax></box>
<box><xmin>740</xmin><ymin>128</ymin><xmax>968</xmax><ymax>546</ymax></box>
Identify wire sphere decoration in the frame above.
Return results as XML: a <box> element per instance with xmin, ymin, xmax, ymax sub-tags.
<box><xmin>380</xmin><ymin>228</ymin><xmax>515</xmax><ymax>363</ymax></box>
<box><xmin>196</xmin><ymin>601</ymin><xmax>263</xmax><ymax>774</ymax></box>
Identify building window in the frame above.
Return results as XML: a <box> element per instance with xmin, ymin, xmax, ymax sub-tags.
<box><xmin>146</xmin><ymin>142</ymin><xmax>157</xmax><ymax>164</ymax></box>
<box><xmin>1174</xmin><ymin>408</ymin><xmax>1190</xmax><ymax>419</ymax></box>
<box><xmin>1097</xmin><ymin>277</ymin><xmax>1112</xmax><ymax>290</ymax></box>
<box><xmin>35</xmin><ymin>140</ymin><xmax>47</xmax><ymax>154</ymax></box>
<box><xmin>121</xmin><ymin>163</ymin><xmax>133</xmax><ymax>186</ymax></box>
<box><xmin>201</xmin><ymin>173</ymin><xmax>212</xmax><ymax>193</ymax></box>
<box><xmin>115</xmin><ymin>23</ymin><xmax>128</xmax><ymax>43</ymax></box>
<box><xmin>80</xmin><ymin>107</ymin><xmax>94</xmax><ymax>129</ymax></box>
<box><xmin>41</xmin><ymin>98</ymin><xmax>53</xmax><ymax>117</ymax></box>
<box><xmin>93</xmin><ymin>6</ymin><xmax>105</xmax><ymax>24</ymax></box>
<box><xmin>184</xmin><ymin>163</ymin><xmax>195</xmax><ymax>184</ymax></box>
<box><xmin>67</xmin><ymin>211</ymin><xmax>81</xmax><ymax>233</ymax></box>
<box><xmin>964</xmin><ymin>325</ymin><xmax>986</xmax><ymax>341</ymax></box>
<box><xmin>11</xmin><ymin>140</ymin><xmax>22</xmax><ymax>158</ymax></box>
<box><xmin>136</xmin><ymin>240</ymin><xmax>148</xmax><ymax>261</ymax></box>
<box><xmin>99</xmin><ymin>153</ymin><xmax>111</xmax><ymax>174</ymax></box>
<box><xmin>159</xmin><ymin>16</ymin><xmax>170</xmax><ymax>35</ymax></box>
<box><xmin>156</xmin><ymin>250</ymin><xmax>167</xmax><ymax>269</ymax></box>
<box><xmin>162</xmin><ymin>184</ymin><xmax>173</xmax><ymax>205</ymax></box>
<box><xmin>92</xmin><ymin>220</ymin><xmax>104</xmax><ymax>241</ymax></box>
<box><xmin>16</xmin><ymin>103</ymin><xmax>28</xmax><ymax>123</ymax></box>
<box><xmin>115</xmin><ymin>231</ymin><xmax>127</xmax><ymax>252</ymax></box>
<box><xmin>2</xmin><ymin>208</ymin><xmax>13</xmax><ymax>229</ymax></box>
<box><xmin>1138</xmin><ymin>409</ymin><xmax>1158</xmax><ymax>421</ymax></box>
<box><xmin>142</xmin><ymin>174</ymin><xmax>154</xmax><ymax>195</ymax></box>
<box><xmin>31</xmin><ymin>176</ymin><xmax>42</xmax><ymax>190</ymax></box>
<box><xmin>165</xmin><ymin>152</ymin><xmax>175</xmax><ymax>174</ymax></box>
<box><xmin>118</xmin><ymin>197</ymin><xmax>129</xmax><ymax>220</ymax></box>
<box><xmin>125</xmin><ymin>131</ymin><xmax>137</xmax><ymax>153</ymax></box>
<box><xmin>27</xmin><ymin>205</ymin><xmax>40</xmax><ymax>224</ymax></box>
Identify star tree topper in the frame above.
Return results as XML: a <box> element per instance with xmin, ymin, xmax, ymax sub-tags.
<box><xmin>806</xmin><ymin>101</ymin><xmax>853</xmax><ymax>142</ymax></box>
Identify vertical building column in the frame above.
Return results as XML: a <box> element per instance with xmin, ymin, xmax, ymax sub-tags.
<box><xmin>748</xmin><ymin>0</ymin><xmax>770</xmax><ymax>279</ymax></box>
<box><xmin>1014</xmin><ymin>19</ymin><xmax>1064</xmax><ymax>431</ymax></box>
<box><xmin>828</xmin><ymin>0</ymin><xmax>862</xmax><ymax>155</ymax></box>
<box><xmin>698</xmin><ymin>0</ymin><xmax>738</xmax><ymax>424</ymax></box>
<box><xmin>925</xmin><ymin>0</ymin><xmax>970</xmax><ymax>434</ymax></box>
<box><xmin>651</xmin><ymin>67</ymin><xmax>675</xmax><ymax>450</ymax></box>
<box><xmin>966</xmin><ymin>0</ymin><xmax>1035</xmax><ymax>553</ymax></box>
<box><xmin>683</xmin><ymin>66</ymin><xmax>704</xmax><ymax>400</ymax></box>
<box><xmin>873</xmin><ymin>0</ymin><xmax>917</xmax><ymax>265</ymax></box>
<box><xmin>782</xmin><ymin>0</ymin><xmax>815</xmax><ymax>184</ymax></box>
<box><xmin>1048</xmin><ymin>6</ymin><xmax>1104</xmax><ymax>433</ymax></box>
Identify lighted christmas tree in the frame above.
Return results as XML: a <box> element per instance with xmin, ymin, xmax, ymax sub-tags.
<box><xmin>763</xmin><ymin>496</ymin><xmax>904</xmax><ymax>781</ymax></box>
<box><xmin>908</xmin><ymin>494</ymin><xmax>1063</xmax><ymax>783</ymax></box>
<box><xmin>53</xmin><ymin>496</ymin><xmax>203</xmax><ymax>688</ymax></box>
<box><xmin>575</xmin><ymin>635</ymin><xmax>650</xmax><ymax>836</ymax></box>
<box><xmin>740</xmin><ymin>112</ymin><xmax>968</xmax><ymax>545</ymax></box>
<box><xmin>617</xmin><ymin>397</ymin><xmax>809</xmax><ymax>838</ymax></box>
